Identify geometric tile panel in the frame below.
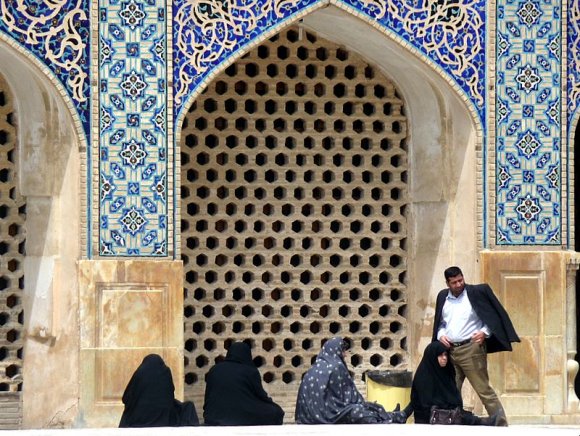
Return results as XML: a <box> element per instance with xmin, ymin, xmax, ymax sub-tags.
<box><xmin>496</xmin><ymin>0</ymin><xmax>561</xmax><ymax>245</ymax></box>
<box><xmin>173</xmin><ymin>0</ymin><xmax>319</xmax><ymax>113</ymax></box>
<box><xmin>173</xmin><ymin>0</ymin><xmax>486</xmax><ymax>127</ymax></box>
<box><xmin>0</xmin><ymin>0</ymin><xmax>90</xmax><ymax>138</ymax></box>
<box><xmin>98</xmin><ymin>0</ymin><xmax>168</xmax><ymax>256</ymax></box>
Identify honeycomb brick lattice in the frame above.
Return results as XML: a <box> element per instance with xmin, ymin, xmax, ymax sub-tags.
<box><xmin>0</xmin><ymin>74</ymin><xmax>25</xmax><ymax>428</ymax></box>
<box><xmin>181</xmin><ymin>27</ymin><xmax>408</xmax><ymax>421</ymax></box>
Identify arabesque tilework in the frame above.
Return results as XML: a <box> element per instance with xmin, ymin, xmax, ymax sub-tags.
<box><xmin>0</xmin><ymin>0</ymin><xmax>90</xmax><ymax>138</ymax></box>
<box><xmin>98</xmin><ymin>0</ymin><xmax>168</xmax><ymax>256</ymax></box>
<box><xmin>172</xmin><ymin>0</ymin><xmax>486</xmax><ymax>126</ymax></box>
<box><xmin>496</xmin><ymin>0</ymin><xmax>562</xmax><ymax>245</ymax></box>
<box><xmin>172</xmin><ymin>0</ymin><xmax>320</xmax><ymax>114</ymax></box>
<box><xmin>568</xmin><ymin>1</ymin><xmax>580</xmax><ymax>129</ymax></box>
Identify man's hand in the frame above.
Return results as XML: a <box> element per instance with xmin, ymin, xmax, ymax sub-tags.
<box><xmin>439</xmin><ymin>335</ymin><xmax>452</xmax><ymax>348</ymax></box>
<box><xmin>471</xmin><ymin>330</ymin><xmax>486</xmax><ymax>345</ymax></box>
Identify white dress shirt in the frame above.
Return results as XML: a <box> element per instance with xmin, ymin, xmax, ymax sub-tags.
<box><xmin>436</xmin><ymin>289</ymin><xmax>490</xmax><ymax>342</ymax></box>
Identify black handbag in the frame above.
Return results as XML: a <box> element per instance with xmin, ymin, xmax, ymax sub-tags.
<box><xmin>429</xmin><ymin>406</ymin><xmax>462</xmax><ymax>425</ymax></box>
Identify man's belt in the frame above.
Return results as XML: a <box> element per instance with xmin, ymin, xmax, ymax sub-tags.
<box><xmin>451</xmin><ymin>339</ymin><xmax>471</xmax><ymax>347</ymax></box>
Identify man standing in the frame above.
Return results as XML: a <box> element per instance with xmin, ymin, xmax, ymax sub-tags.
<box><xmin>432</xmin><ymin>266</ymin><xmax>520</xmax><ymax>426</ymax></box>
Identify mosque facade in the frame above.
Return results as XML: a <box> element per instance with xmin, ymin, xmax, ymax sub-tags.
<box><xmin>0</xmin><ymin>0</ymin><xmax>578</xmax><ymax>428</ymax></box>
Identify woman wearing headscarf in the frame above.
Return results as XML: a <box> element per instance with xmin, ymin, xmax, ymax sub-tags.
<box><xmin>295</xmin><ymin>337</ymin><xmax>407</xmax><ymax>424</ymax></box>
<box><xmin>203</xmin><ymin>341</ymin><xmax>284</xmax><ymax>425</ymax></box>
<box><xmin>119</xmin><ymin>354</ymin><xmax>199</xmax><ymax>427</ymax></box>
<box><xmin>410</xmin><ymin>341</ymin><xmax>498</xmax><ymax>425</ymax></box>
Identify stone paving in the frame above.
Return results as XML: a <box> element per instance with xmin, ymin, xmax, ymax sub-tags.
<box><xmin>2</xmin><ymin>424</ymin><xmax>580</xmax><ymax>436</ymax></box>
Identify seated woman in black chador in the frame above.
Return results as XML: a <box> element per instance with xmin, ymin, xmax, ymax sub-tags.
<box><xmin>410</xmin><ymin>341</ymin><xmax>498</xmax><ymax>425</ymax></box>
<box><xmin>119</xmin><ymin>354</ymin><xmax>199</xmax><ymax>427</ymax></box>
<box><xmin>203</xmin><ymin>341</ymin><xmax>284</xmax><ymax>425</ymax></box>
<box><xmin>295</xmin><ymin>337</ymin><xmax>407</xmax><ymax>424</ymax></box>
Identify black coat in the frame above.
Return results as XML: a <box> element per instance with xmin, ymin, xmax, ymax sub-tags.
<box><xmin>119</xmin><ymin>354</ymin><xmax>199</xmax><ymax>427</ymax></box>
<box><xmin>203</xmin><ymin>342</ymin><xmax>284</xmax><ymax>426</ymax></box>
<box><xmin>432</xmin><ymin>283</ymin><xmax>520</xmax><ymax>353</ymax></box>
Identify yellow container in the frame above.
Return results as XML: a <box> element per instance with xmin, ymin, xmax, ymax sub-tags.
<box><xmin>365</xmin><ymin>370</ymin><xmax>412</xmax><ymax>412</ymax></box>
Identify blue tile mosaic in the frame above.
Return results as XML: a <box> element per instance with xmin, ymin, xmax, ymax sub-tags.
<box><xmin>172</xmin><ymin>0</ymin><xmax>486</xmax><ymax>126</ymax></box>
<box><xmin>99</xmin><ymin>0</ymin><xmax>168</xmax><ymax>256</ymax></box>
<box><xmin>0</xmin><ymin>0</ymin><xmax>575</xmax><ymax>255</ymax></box>
<box><xmin>339</xmin><ymin>0</ymin><xmax>486</xmax><ymax>124</ymax></box>
<box><xmin>496</xmin><ymin>0</ymin><xmax>561</xmax><ymax>245</ymax></box>
<box><xmin>0</xmin><ymin>0</ymin><xmax>90</xmax><ymax>138</ymax></box>
<box><xmin>173</xmin><ymin>0</ymin><xmax>320</xmax><ymax>116</ymax></box>
<box><xmin>568</xmin><ymin>2</ymin><xmax>580</xmax><ymax>130</ymax></box>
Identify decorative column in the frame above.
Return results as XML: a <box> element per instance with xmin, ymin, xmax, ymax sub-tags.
<box><xmin>566</xmin><ymin>259</ymin><xmax>580</xmax><ymax>413</ymax></box>
<box><xmin>495</xmin><ymin>0</ymin><xmax>562</xmax><ymax>245</ymax></box>
<box><xmin>79</xmin><ymin>0</ymin><xmax>182</xmax><ymax>427</ymax></box>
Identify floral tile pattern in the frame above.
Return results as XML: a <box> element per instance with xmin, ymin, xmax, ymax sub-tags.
<box><xmin>496</xmin><ymin>0</ymin><xmax>561</xmax><ymax>245</ymax></box>
<box><xmin>0</xmin><ymin>0</ymin><xmax>90</xmax><ymax>137</ymax></box>
<box><xmin>173</xmin><ymin>0</ymin><xmax>486</xmax><ymax>126</ymax></box>
<box><xmin>99</xmin><ymin>0</ymin><xmax>168</xmax><ymax>256</ymax></box>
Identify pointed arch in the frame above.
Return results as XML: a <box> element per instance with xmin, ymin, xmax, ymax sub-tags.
<box><xmin>177</xmin><ymin>6</ymin><xmax>483</xmax><ymax>394</ymax></box>
<box><xmin>0</xmin><ymin>40</ymin><xmax>83</xmax><ymax>428</ymax></box>
<box><xmin>173</xmin><ymin>0</ymin><xmax>485</xmax><ymax>139</ymax></box>
<box><xmin>174</xmin><ymin>5</ymin><xmax>485</xmax><ymax>256</ymax></box>
<box><xmin>0</xmin><ymin>33</ymin><xmax>88</xmax><ymax>151</ymax></box>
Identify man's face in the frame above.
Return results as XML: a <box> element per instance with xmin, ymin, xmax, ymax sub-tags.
<box><xmin>446</xmin><ymin>274</ymin><xmax>465</xmax><ymax>296</ymax></box>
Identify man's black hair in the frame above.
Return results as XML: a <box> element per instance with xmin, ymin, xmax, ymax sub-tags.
<box><xmin>444</xmin><ymin>266</ymin><xmax>463</xmax><ymax>281</ymax></box>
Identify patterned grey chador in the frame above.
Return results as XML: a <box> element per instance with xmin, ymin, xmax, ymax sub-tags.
<box><xmin>295</xmin><ymin>337</ymin><xmax>406</xmax><ymax>424</ymax></box>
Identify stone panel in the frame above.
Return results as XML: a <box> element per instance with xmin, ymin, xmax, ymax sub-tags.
<box><xmin>504</xmin><ymin>275</ymin><xmax>541</xmax><ymax>336</ymax></box>
<box><xmin>500</xmin><ymin>274</ymin><xmax>542</xmax><ymax>393</ymax></box>
<box><xmin>78</xmin><ymin>260</ymin><xmax>183</xmax><ymax>427</ymax></box>
<box><xmin>99</xmin><ymin>286</ymin><xmax>165</xmax><ymax>348</ymax></box>
<box><xmin>506</xmin><ymin>337</ymin><xmax>539</xmax><ymax>392</ymax></box>
<box><xmin>482</xmin><ymin>251</ymin><xmax>569</xmax><ymax>420</ymax></box>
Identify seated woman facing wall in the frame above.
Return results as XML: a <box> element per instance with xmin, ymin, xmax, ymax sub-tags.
<box><xmin>203</xmin><ymin>341</ymin><xmax>284</xmax><ymax>425</ymax></box>
<box><xmin>295</xmin><ymin>337</ymin><xmax>407</xmax><ymax>424</ymax></box>
<box><xmin>119</xmin><ymin>354</ymin><xmax>199</xmax><ymax>427</ymax></box>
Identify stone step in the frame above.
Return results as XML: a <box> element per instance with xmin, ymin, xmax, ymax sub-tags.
<box><xmin>0</xmin><ymin>392</ymin><xmax>21</xmax><ymax>430</ymax></box>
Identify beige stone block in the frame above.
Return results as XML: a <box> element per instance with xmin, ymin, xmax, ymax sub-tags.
<box><xmin>482</xmin><ymin>251</ymin><xmax>541</xmax><ymax>276</ymax></box>
<box><xmin>543</xmin><ymin>253</ymin><xmax>566</xmax><ymax>335</ymax></box>
<box><xmin>504</xmin><ymin>275</ymin><xmax>541</xmax><ymax>336</ymax></box>
<box><xmin>480</xmin><ymin>251</ymin><xmax>570</xmax><ymax>420</ymax></box>
<box><xmin>99</xmin><ymin>286</ymin><xmax>165</xmax><ymax>348</ymax></box>
<box><xmin>545</xmin><ymin>374</ymin><xmax>565</xmax><ymax>415</ymax></box>
<box><xmin>502</xmin><ymin>395</ymin><xmax>544</xmax><ymax>415</ymax></box>
<box><xmin>79</xmin><ymin>260</ymin><xmax>118</xmax><ymax>348</ymax></box>
<box><xmin>505</xmin><ymin>337</ymin><xmax>540</xmax><ymax>392</ymax></box>
<box><xmin>545</xmin><ymin>336</ymin><xmax>565</xmax><ymax>376</ymax></box>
